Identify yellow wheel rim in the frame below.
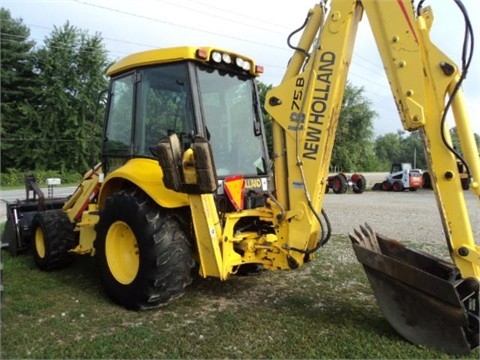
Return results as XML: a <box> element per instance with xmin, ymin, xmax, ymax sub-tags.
<box><xmin>105</xmin><ymin>221</ymin><xmax>140</xmax><ymax>285</ymax></box>
<box><xmin>35</xmin><ymin>227</ymin><xmax>46</xmax><ymax>259</ymax></box>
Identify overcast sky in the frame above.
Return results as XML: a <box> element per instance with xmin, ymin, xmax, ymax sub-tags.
<box><xmin>3</xmin><ymin>0</ymin><xmax>479</xmax><ymax>136</ymax></box>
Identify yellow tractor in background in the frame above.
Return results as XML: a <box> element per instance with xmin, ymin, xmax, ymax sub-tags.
<box><xmin>423</xmin><ymin>157</ymin><xmax>471</xmax><ymax>190</ymax></box>
<box><xmin>2</xmin><ymin>0</ymin><xmax>480</xmax><ymax>355</ymax></box>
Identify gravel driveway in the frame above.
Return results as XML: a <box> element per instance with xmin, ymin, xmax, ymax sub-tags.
<box><xmin>323</xmin><ymin>188</ymin><xmax>480</xmax><ymax>246</ymax></box>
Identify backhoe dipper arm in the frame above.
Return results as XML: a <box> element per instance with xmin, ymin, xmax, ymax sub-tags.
<box><xmin>266</xmin><ymin>0</ymin><xmax>480</xmax><ymax>277</ymax></box>
<box><xmin>362</xmin><ymin>1</ymin><xmax>480</xmax><ymax>279</ymax></box>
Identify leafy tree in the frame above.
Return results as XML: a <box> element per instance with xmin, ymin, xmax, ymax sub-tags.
<box><xmin>330</xmin><ymin>82</ymin><xmax>377</xmax><ymax>171</ymax></box>
<box><xmin>0</xmin><ymin>8</ymin><xmax>38</xmax><ymax>171</ymax></box>
<box><xmin>450</xmin><ymin>127</ymin><xmax>480</xmax><ymax>156</ymax></box>
<box><xmin>32</xmin><ymin>22</ymin><xmax>110</xmax><ymax>171</ymax></box>
<box><xmin>256</xmin><ymin>81</ymin><xmax>273</xmax><ymax>156</ymax></box>
<box><xmin>258</xmin><ymin>81</ymin><xmax>378</xmax><ymax>172</ymax></box>
<box><xmin>374</xmin><ymin>131</ymin><xmax>404</xmax><ymax>170</ymax></box>
<box><xmin>400</xmin><ymin>130</ymin><xmax>425</xmax><ymax>168</ymax></box>
<box><xmin>374</xmin><ymin>130</ymin><xmax>426</xmax><ymax>170</ymax></box>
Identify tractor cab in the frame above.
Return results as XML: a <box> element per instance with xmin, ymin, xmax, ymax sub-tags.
<box><xmin>101</xmin><ymin>47</ymin><xmax>271</xmax><ymax>210</ymax></box>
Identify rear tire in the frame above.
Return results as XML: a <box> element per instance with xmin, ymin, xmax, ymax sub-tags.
<box><xmin>461</xmin><ymin>177</ymin><xmax>470</xmax><ymax>190</ymax></box>
<box><xmin>392</xmin><ymin>181</ymin><xmax>404</xmax><ymax>192</ymax></box>
<box><xmin>95</xmin><ymin>188</ymin><xmax>194</xmax><ymax>310</ymax></box>
<box><xmin>422</xmin><ymin>171</ymin><xmax>432</xmax><ymax>189</ymax></box>
<box><xmin>352</xmin><ymin>174</ymin><xmax>366</xmax><ymax>194</ymax></box>
<box><xmin>32</xmin><ymin>210</ymin><xmax>76</xmax><ymax>270</ymax></box>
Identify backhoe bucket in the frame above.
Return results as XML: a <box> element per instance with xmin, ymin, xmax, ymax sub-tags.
<box><xmin>350</xmin><ymin>224</ymin><xmax>479</xmax><ymax>355</ymax></box>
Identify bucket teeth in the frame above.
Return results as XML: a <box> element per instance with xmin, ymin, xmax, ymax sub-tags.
<box><xmin>349</xmin><ymin>223</ymin><xmax>380</xmax><ymax>253</ymax></box>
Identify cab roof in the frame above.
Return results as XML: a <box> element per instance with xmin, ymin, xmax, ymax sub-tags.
<box><xmin>107</xmin><ymin>46</ymin><xmax>262</xmax><ymax>77</ymax></box>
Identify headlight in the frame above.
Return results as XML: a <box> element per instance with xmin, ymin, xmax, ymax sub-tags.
<box><xmin>242</xmin><ymin>61</ymin><xmax>251</xmax><ymax>71</ymax></box>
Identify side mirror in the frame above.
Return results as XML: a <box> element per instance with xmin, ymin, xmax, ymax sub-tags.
<box><xmin>156</xmin><ymin>134</ymin><xmax>183</xmax><ymax>192</ymax></box>
<box><xmin>156</xmin><ymin>134</ymin><xmax>218</xmax><ymax>194</ymax></box>
<box><xmin>191</xmin><ymin>136</ymin><xmax>218</xmax><ymax>193</ymax></box>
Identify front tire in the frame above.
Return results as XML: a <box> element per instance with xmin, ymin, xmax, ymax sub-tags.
<box><xmin>332</xmin><ymin>175</ymin><xmax>347</xmax><ymax>194</ymax></box>
<box><xmin>32</xmin><ymin>210</ymin><xmax>76</xmax><ymax>270</ymax></box>
<box><xmin>381</xmin><ymin>180</ymin><xmax>391</xmax><ymax>191</ymax></box>
<box><xmin>95</xmin><ymin>188</ymin><xmax>194</xmax><ymax>310</ymax></box>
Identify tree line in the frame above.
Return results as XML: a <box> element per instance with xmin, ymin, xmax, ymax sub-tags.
<box><xmin>1</xmin><ymin>8</ymin><xmax>109</xmax><ymax>175</ymax></box>
<box><xmin>257</xmin><ymin>83</ymin><xmax>466</xmax><ymax>172</ymax></box>
<box><xmin>1</xmin><ymin>8</ymin><xmax>476</xmax><ymax>178</ymax></box>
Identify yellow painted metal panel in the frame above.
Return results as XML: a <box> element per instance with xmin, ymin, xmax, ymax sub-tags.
<box><xmin>99</xmin><ymin>158</ymin><xmax>189</xmax><ymax>209</ymax></box>
<box><xmin>188</xmin><ymin>194</ymin><xmax>224</xmax><ymax>279</ymax></box>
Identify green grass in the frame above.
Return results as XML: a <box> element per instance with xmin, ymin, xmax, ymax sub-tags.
<box><xmin>1</xmin><ymin>236</ymin><xmax>479</xmax><ymax>359</ymax></box>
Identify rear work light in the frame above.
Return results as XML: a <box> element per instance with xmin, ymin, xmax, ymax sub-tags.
<box><xmin>222</xmin><ymin>53</ymin><xmax>232</xmax><ymax>64</ymax></box>
<box><xmin>198</xmin><ymin>48</ymin><xmax>263</xmax><ymax>76</ymax></box>
<box><xmin>211</xmin><ymin>51</ymin><xmax>222</xmax><ymax>63</ymax></box>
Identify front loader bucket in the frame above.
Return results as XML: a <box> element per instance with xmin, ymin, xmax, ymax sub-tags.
<box><xmin>1</xmin><ymin>174</ymin><xmax>67</xmax><ymax>256</ymax></box>
<box><xmin>2</xmin><ymin>198</ymin><xmax>66</xmax><ymax>256</ymax></box>
<box><xmin>350</xmin><ymin>224</ymin><xmax>479</xmax><ymax>355</ymax></box>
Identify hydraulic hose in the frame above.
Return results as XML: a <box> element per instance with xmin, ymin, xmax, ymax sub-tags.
<box><xmin>438</xmin><ymin>0</ymin><xmax>475</xmax><ymax>180</ymax></box>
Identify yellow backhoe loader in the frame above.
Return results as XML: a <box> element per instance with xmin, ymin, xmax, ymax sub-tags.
<box><xmin>2</xmin><ymin>0</ymin><xmax>479</xmax><ymax>355</ymax></box>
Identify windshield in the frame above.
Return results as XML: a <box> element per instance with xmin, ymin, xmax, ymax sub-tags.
<box><xmin>197</xmin><ymin>67</ymin><xmax>267</xmax><ymax>176</ymax></box>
